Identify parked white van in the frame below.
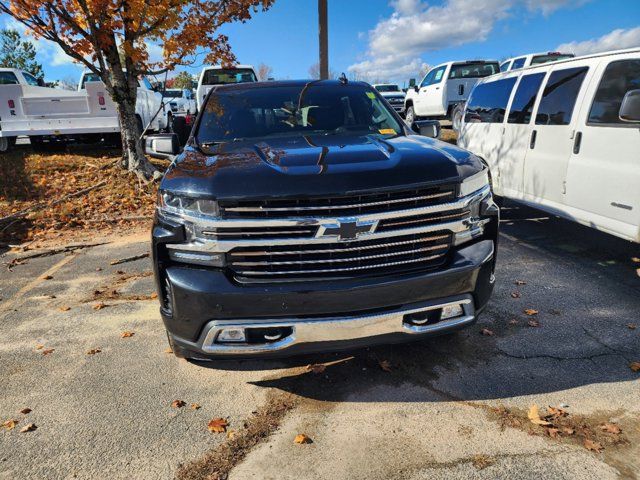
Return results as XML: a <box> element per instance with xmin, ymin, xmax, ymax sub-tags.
<box><xmin>196</xmin><ymin>65</ymin><xmax>257</xmax><ymax>110</ymax></box>
<box><xmin>458</xmin><ymin>48</ymin><xmax>640</xmax><ymax>243</ymax></box>
<box><xmin>404</xmin><ymin>60</ymin><xmax>500</xmax><ymax>132</ymax></box>
<box><xmin>499</xmin><ymin>52</ymin><xmax>575</xmax><ymax>72</ymax></box>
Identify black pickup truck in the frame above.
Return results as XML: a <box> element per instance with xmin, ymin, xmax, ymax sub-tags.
<box><xmin>146</xmin><ymin>79</ymin><xmax>498</xmax><ymax>360</ymax></box>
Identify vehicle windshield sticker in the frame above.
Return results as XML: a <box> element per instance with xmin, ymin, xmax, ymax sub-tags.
<box><xmin>379</xmin><ymin>129</ymin><xmax>396</xmax><ymax>135</ymax></box>
<box><xmin>434</xmin><ymin>70</ymin><xmax>444</xmax><ymax>81</ymax></box>
<box><xmin>366</xmin><ymin>92</ymin><xmax>376</xmax><ymax>99</ymax></box>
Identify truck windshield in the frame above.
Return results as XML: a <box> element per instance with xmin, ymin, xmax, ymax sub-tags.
<box><xmin>449</xmin><ymin>63</ymin><xmax>499</xmax><ymax>79</ymax></box>
<box><xmin>530</xmin><ymin>54</ymin><xmax>574</xmax><ymax>66</ymax></box>
<box><xmin>375</xmin><ymin>85</ymin><xmax>400</xmax><ymax>92</ymax></box>
<box><xmin>197</xmin><ymin>83</ymin><xmax>404</xmax><ymax>145</ymax></box>
<box><xmin>164</xmin><ymin>89</ymin><xmax>182</xmax><ymax>98</ymax></box>
<box><xmin>202</xmin><ymin>68</ymin><xmax>257</xmax><ymax>85</ymax></box>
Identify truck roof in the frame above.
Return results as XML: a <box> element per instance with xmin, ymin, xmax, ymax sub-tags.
<box><xmin>208</xmin><ymin>79</ymin><xmax>370</xmax><ymax>92</ymax></box>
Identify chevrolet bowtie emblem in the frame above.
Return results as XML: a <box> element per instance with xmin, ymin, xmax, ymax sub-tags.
<box><xmin>318</xmin><ymin>218</ymin><xmax>378</xmax><ymax>241</ymax></box>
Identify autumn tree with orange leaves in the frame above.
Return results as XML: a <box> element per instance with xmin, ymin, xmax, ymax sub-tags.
<box><xmin>0</xmin><ymin>0</ymin><xmax>274</xmax><ymax>180</ymax></box>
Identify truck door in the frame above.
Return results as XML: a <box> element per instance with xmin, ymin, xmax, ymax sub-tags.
<box><xmin>523</xmin><ymin>64</ymin><xmax>590</xmax><ymax>207</ymax></box>
<box><xmin>420</xmin><ymin>65</ymin><xmax>447</xmax><ymax>116</ymax></box>
<box><xmin>564</xmin><ymin>56</ymin><xmax>640</xmax><ymax>242</ymax></box>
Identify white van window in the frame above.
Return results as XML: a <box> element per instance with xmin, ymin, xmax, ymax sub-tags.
<box><xmin>508</xmin><ymin>73</ymin><xmax>545</xmax><ymax>124</ymax></box>
<box><xmin>500</xmin><ymin>61</ymin><xmax>511</xmax><ymax>72</ymax></box>
<box><xmin>511</xmin><ymin>57</ymin><xmax>526</xmax><ymax>70</ymax></box>
<box><xmin>465</xmin><ymin>77</ymin><xmax>517</xmax><ymax>123</ymax></box>
<box><xmin>535</xmin><ymin>67</ymin><xmax>588</xmax><ymax>126</ymax></box>
<box><xmin>0</xmin><ymin>71</ymin><xmax>19</xmax><ymax>84</ymax></box>
<box><xmin>588</xmin><ymin>59</ymin><xmax>640</xmax><ymax>126</ymax></box>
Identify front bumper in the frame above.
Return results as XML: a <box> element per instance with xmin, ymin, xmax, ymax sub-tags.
<box><xmin>155</xmin><ymin>236</ymin><xmax>496</xmax><ymax>359</ymax></box>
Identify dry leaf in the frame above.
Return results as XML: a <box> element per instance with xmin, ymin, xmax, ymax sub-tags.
<box><xmin>471</xmin><ymin>454</ymin><xmax>493</xmax><ymax>470</ymax></box>
<box><xmin>226</xmin><ymin>429</ymin><xmax>236</xmax><ymax>439</ymax></box>
<box><xmin>524</xmin><ymin>309</ymin><xmax>539</xmax><ymax>316</ymax></box>
<box><xmin>41</xmin><ymin>275</ymin><xmax>53</xmax><ymax>280</ymax></box>
<box><xmin>294</xmin><ymin>433</ymin><xmax>312</xmax><ymax>444</ymax></box>
<box><xmin>86</xmin><ymin>348</ymin><xmax>101</xmax><ymax>355</ymax></box>
<box><xmin>584</xmin><ymin>439</ymin><xmax>603</xmax><ymax>453</ymax></box>
<box><xmin>627</xmin><ymin>324</ymin><xmax>637</xmax><ymax>330</ymax></box>
<box><xmin>58</xmin><ymin>306</ymin><xmax>70</xmax><ymax>312</ymax></box>
<box><xmin>164</xmin><ymin>347</ymin><xmax>173</xmax><ymax>354</ymax></box>
<box><xmin>563</xmin><ymin>427</ymin><xmax>575</xmax><ymax>435</ymax></box>
<box><xmin>96</xmin><ymin>267</ymin><xmax>103</xmax><ymax>272</ymax></box>
<box><xmin>306</xmin><ymin>364</ymin><xmax>326</xmax><ymax>374</ymax></box>
<box><xmin>116</xmin><ymin>270</ymin><xmax>125</xmax><ymax>275</ymax></box>
<box><xmin>171</xmin><ymin>400</ymin><xmax>186</xmax><ymax>408</ymax></box>
<box><xmin>35</xmin><ymin>344</ymin><xmax>44</xmax><ymax>350</ymax></box>
<box><xmin>515</xmin><ymin>280</ymin><xmax>527</xmax><ymax>285</ymax></box>
<box><xmin>20</xmin><ymin>423</ymin><xmax>37</xmax><ymax>433</ymax></box>
<box><xmin>547</xmin><ymin>406</ymin><xmax>567</xmax><ymax>419</ymax></box>
<box><xmin>190</xmin><ymin>403</ymin><xmax>201</xmax><ymax>410</ymax></box>
<box><xmin>378</xmin><ymin>360</ymin><xmax>392</xmax><ymax>372</ymax></box>
<box><xmin>207</xmin><ymin>418</ymin><xmax>228</xmax><ymax>433</ymax></box>
<box><xmin>600</xmin><ymin>423</ymin><xmax>621</xmax><ymax>435</ymax></box>
<box><xmin>41</xmin><ymin>348</ymin><xmax>55</xmax><ymax>355</ymax></box>
<box><xmin>630</xmin><ymin>362</ymin><xmax>640</xmax><ymax>372</ymax></box>
<box><xmin>120</xmin><ymin>331</ymin><xmax>135</xmax><ymax>338</ymax></box>
<box><xmin>480</xmin><ymin>328</ymin><xmax>495</xmax><ymax>336</ymax></box>
<box><xmin>546</xmin><ymin>427</ymin><xmax>560</xmax><ymax>438</ymax></box>
<box><xmin>528</xmin><ymin>319</ymin><xmax>540</xmax><ymax>328</ymax></box>
<box><xmin>150</xmin><ymin>293</ymin><xmax>158</xmax><ymax>299</ymax></box>
<box><xmin>511</xmin><ymin>292</ymin><xmax>521</xmax><ymax>298</ymax></box>
<box><xmin>19</xmin><ymin>408</ymin><xmax>32</xmax><ymax>415</ymax></box>
<box><xmin>2</xmin><ymin>419</ymin><xmax>18</xmax><ymax>430</ymax></box>
<box><xmin>93</xmin><ymin>302</ymin><xmax>107</xmax><ymax>310</ymax></box>
<box><xmin>508</xmin><ymin>319</ymin><xmax>518</xmax><ymax>325</ymax></box>
<box><xmin>527</xmin><ymin>405</ymin><xmax>551</xmax><ymax>426</ymax></box>
<box><xmin>632</xmin><ymin>257</ymin><xmax>640</xmax><ymax>263</ymax></box>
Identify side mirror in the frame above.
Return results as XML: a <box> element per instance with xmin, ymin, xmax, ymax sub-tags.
<box><xmin>145</xmin><ymin>133</ymin><xmax>180</xmax><ymax>160</ymax></box>
<box><xmin>619</xmin><ymin>89</ymin><xmax>640</xmax><ymax>122</ymax></box>
<box><xmin>411</xmin><ymin>120</ymin><xmax>441</xmax><ymax>139</ymax></box>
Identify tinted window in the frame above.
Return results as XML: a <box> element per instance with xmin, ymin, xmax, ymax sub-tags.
<box><xmin>375</xmin><ymin>85</ymin><xmax>400</xmax><ymax>92</ymax></box>
<box><xmin>508</xmin><ymin>73</ymin><xmax>545</xmax><ymax>124</ymax></box>
<box><xmin>449</xmin><ymin>62</ymin><xmax>499</xmax><ymax>78</ymax></box>
<box><xmin>465</xmin><ymin>77</ymin><xmax>517</xmax><ymax>123</ymax></box>
<box><xmin>0</xmin><ymin>71</ymin><xmax>19</xmax><ymax>85</ymax></box>
<box><xmin>530</xmin><ymin>54</ymin><xmax>574</xmax><ymax>66</ymax></box>
<box><xmin>198</xmin><ymin>84</ymin><xmax>404</xmax><ymax>144</ymax></box>
<box><xmin>588</xmin><ymin>60</ymin><xmax>640</xmax><ymax>125</ymax></box>
<box><xmin>202</xmin><ymin>68</ymin><xmax>257</xmax><ymax>85</ymax></box>
<box><xmin>80</xmin><ymin>73</ymin><xmax>101</xmax><ymax>89</ymax></box>
<box><xmin>419</xmin><ymin>69</ymin><xmax>436</xmax><ymax>88</ymax></box>
<box><xmin>22</xmin><ymin>72</ymin><xmax>39</xmax><ymax>86</ymax></box>
<box><xmin>535</xmin><ymin>67</ymin><xmax>588</xmax><ymax>125</ymax></box>
<box><xmin>511</xmin><ymin>57</ymin><xmax>526</xmax><ymax>70</ymax></box>
<box><xmin>500</xmin><ymin>61</ymin><xmax>511</xmax><ymax>72</ymax></box>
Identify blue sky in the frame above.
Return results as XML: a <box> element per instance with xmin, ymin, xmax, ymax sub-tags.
<box><xmin>1</xmin><ymin>0</ymin><xmax>639</xmax><ymax>86</ymax></box>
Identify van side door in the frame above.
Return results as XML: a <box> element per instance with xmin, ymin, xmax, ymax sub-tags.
<box><xmin>523</xmin><ymin>63</ymin><xmax>591</xmax><ymax>208</ymax></box>
<box><xmin>564</xmin><ymin>55</ymin><xmax>640</xmax><ymax>242</ymax></box>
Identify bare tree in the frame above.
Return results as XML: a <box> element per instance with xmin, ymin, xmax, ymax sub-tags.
<box><xmin>308</xmin><ymin>62</ymin><xmax>336</xmax><ymax>80</ymax></box>
<box><xmin>257</xmin><ymin>63</ymin><xmax>273</xmax><ymax>81</ymax></box>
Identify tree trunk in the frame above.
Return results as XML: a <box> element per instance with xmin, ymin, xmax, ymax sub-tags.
<box><xmin>110</xmin><ymin>78</ymin><xmax>160</xmax><ymax>182</ymax></box>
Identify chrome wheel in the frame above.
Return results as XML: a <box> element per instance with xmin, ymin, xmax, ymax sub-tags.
<box><xmin>0</xmin><ymin>137</ymin><xmax>8</xmax><ymax>153</ymax></box>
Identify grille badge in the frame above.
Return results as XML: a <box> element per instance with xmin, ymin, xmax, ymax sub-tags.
<box><xmin>317</xmin><ymin>218</ymin><xmax>378</xmax><ymax>241</ymax></box>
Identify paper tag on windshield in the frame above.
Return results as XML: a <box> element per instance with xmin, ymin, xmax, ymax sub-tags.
<box><xmin>366</xmin><ymin>92</ymin><xmax>376</xmax><ymax>99</ymax></box>
<box><xmin>379</xmin><ymin>129</ymin><xmax>396</xmax><ymax>135</ymax></box>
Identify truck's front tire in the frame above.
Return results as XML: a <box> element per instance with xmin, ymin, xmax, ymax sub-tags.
<box><xmin>0</xmin><ymin>137</ymin><xmax>9</xmax><ymax>153</ymax></box>
<box><xmin>405</xmin><ymin>105</ymin><xmax>418</xmax><ymax>124</ymax></box>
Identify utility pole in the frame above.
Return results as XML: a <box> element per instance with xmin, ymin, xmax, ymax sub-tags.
<box><xmin>318</xmin><ymin>0</ymin><xmax>329</xmax><ymax>79</ymax></box>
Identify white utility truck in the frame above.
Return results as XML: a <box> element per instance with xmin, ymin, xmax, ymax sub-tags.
<box><xmin>458</xmin><ymin>48</ymin><xmax>640</xmax><ymax>243</ymax></box>
<box><xmin>0</xmin><ymin>68</ymin><xmax>168</xmax><ymax>152</ymax></box>
<box><xmin>163</xmin><ymin>88</ymin><xmax>197</xmax><ymax>115</ymax></box>
<box><xmin>404</xmin><ymin>60</ymin><xmax>500</xmax><ymax>133</ymax></box>
<box><xmin>196</xmin><ymin>65</ymin><xmax>257</xmax><ymax>111</ymax></box>
<box><xmin>500</xmin><ymin>52</ymin><xmax>575</xmax><ymax>72</ymax></box>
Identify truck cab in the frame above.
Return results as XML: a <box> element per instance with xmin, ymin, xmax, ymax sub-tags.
<box><xmin>195</xmin><ymin>65</ymin><xmax>257</xmax><ymax>111</ymax></box>
<box><xmin>404</xmin><ymin>60</ymin><xmax>499</xmax><ymax>133</ymax></box>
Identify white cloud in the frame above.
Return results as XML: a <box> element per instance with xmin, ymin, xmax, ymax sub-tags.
<box><xmin>556</xmin><ymin>27</ymin><xmax>640</xmax><ymax>56</ymax></box>
<box><xmin>349</xmin><ymin>0</ymin><xmax>585</xmax><ymax>82</ymax></box>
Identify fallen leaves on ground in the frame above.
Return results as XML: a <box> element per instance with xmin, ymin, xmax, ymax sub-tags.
<box><xmin>58</xmin><ymin>306</ymin><xmax>70</xmax><ymax>312</ymax></box>
<box><xmin>627</xmin><ymin>323</ymin><xmax>637</xmax><ymax>330</ymax></box>
<box><xmin>471</xmin><ymin>454</ymin><xmax>493</xmax><ymax>470</ymax></box>
<box><xmin>190</xmin><ymin>403</ymin><xmax>201</xmax><ymax>410</ymax></box>
<box><xmin>164</xmin><ymin>347</ymin><xmax>173</xmax><ymax>354</ymax></box>
<box><xmin>20</xmin><ymin>423</ymin><xmax>37</xmax><ymax>433</ymax></box>
<box><xmin>19</xmin><ymin>408</ymin><xmax>32</xmax><ymax>415</ymax></box>
<box><xmin>629</xmin><ymin>362</ymin><xmax>640</xmax><ymax>372</ymax></box>
<box><xmin>171</xmin><ymin>400</ymin><xmax>186</xmax><ymax>409</ymax></box>
<box><xmin>378</xmin><ymin>359</ymin><xmax>393</xmax><ymax>372</ymax></box>
<box><xmin>207</xmin><ymin>418</ymin><xmax>228</xmax><ymax>433</ymax></box>
<box><xmin>86</xmin><ymin>348</ymin><xmax>101</xmax><ymax>355</ymax></box>
<box><xmin>41</xmin><ymin>275</ymin><xmax>53</xmax><ymax>280</ymax></box>
<box><xmin>508</xmin><ymin>319</ymin><xmax>518</xmax><ymax>325</ymax></box>
<box><xmin>527</xmin><ymin>319</ymin><xmax>540</xmax><ymax>328</ymax></box>
<box><xmin>600</xmin><ymin>423</ymin><xmax>621</xmax><ymax>435</ymax></box>
<box><xmin>150</xmin><ymin>292</ymin><xmax>158</xmax><ymax>299</ymax></box>
<box><xmin>2</xmin><ymin>419</ymin><xmax>18</xmax><ymax>430</ymax></box>
<box><xmin>584</xmin><ymin>439</ymin><xmax>603</xmax><ymax>453</ymax></box>
<box><xmin>226</xmin><ymin>429</ymin><xmax>236</xmax><ymax>439</ymax></box>
<box><xmin>92</xmin><ymin>302</ymin><xmax>108</xmax><ymax>310</ymax></box>
<box><xmin>41</xmin><ymin>348</ymin><xmax>55</xmax><ymax>355</ymax></box>
<box><xmin>524</xmin><ymin>309</ymin><xmax>539</xmax><ymax>316</ymax></box>
<box><xmin>305</xmin><ymin>364</ymin><xmax>326</xmax><ymax>374</ymax></box>
<box><xmin>120</xmin><ymin>331</ymin><xmax>135</xmax><ymax>338</ymax></box>
<box><xmin>514</xmin><ymin>280</ymin><xmax>527</xmax><ymax>285</ymax></box>
<box><xmin>480</xmin><ymin>328</ymin><xmax>495</xmax><ymax>336</ymax></box>
<box><xmin>510</xmin><ymin>292</ymin><xmax>521</xmax><ymax>298</ymax></box>
<box><xmin>631</xmin><ymin>257</ymin><xmax>640</xmax><ymax>263</ymax></box>
<box><xmin>35</xmin><ymin>344</ymin><xmax>44</xmax><ymax>350</ymax></box>
<box><xmin>527</xmin><ymin>405</ymin><xmax>552</xmax><ymax>426</ymax></box>
<box><xmin>294</xmin><ymin>433</ymin><xmax>312</xmax><ymax>444</ymax></box>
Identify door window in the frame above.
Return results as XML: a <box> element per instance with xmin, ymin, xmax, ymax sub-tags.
<box><xmin>500</xmin><ymin>61</ymin><xmax>511</xmax><ymax>72</ymax></box>
<box><xmin>511</xmin><ymin>57</ymin><xmax>527</xmax><ymax>70</ymax></box>
<box><xmin>464</xmin><ymin>77</ymin><xmax>517</xmax><ymax>123</ymax></box>
<box><xmin>508</xmin><ymin>73</ymin><xmax>545</xmax><ymax>124</ymax></box>
<box><xmin>535</xmin><ymin>67</ymin><xmax>588</xmax><ymax>125</ymax></box>
<box><xmin>588</xmin><ymin>59</ymin><xmax>640</xmax><ymax>126</ymax></box>
<box><xmin>419</xmin><ymin>69</ymin><xmax>435</xmax><ymax>88</ymax></box>
<box><xmin>431</xmin><ymin>66</ymin><xmax>446</xmax><ymax>84</ymax></box>
<box><xmin>22</xmin><ymin>72</ymin><xmax>40</xmax><ymax>86</ymax></box>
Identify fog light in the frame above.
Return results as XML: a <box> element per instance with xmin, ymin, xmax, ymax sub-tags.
<box><xmin>217</xmin><ymin>328</ymin><xmax>246</xmax><ymax>343</ymax></box>
<box><xmin>441</xmin><ymin>304</ymin><xmax>464</xmax><ymax>320</ymax></box>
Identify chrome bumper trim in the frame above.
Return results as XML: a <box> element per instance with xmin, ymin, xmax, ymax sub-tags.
<box><xmin>199</xmin><ymin>296</ymin><xmax>475</xmax><ymax>355</ymax></box>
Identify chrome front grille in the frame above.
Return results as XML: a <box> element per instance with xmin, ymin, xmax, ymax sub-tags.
<box><xmin>219</xmin><ymin>185</ymin><xmax>456</xmax><ymax>218</ymax></box>
<box><xmin>228</xmin><ymin>232</ymin><xmax>451</xmax><ymax>280</ymax></box>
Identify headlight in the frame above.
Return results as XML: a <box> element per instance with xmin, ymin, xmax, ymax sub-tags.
<box><xmin>158</xmin><ymin>191</ymin><xmax>220</xmax><ymax>217</ymax></box>
<box><xmin>459</xmin><ymin>168</ymin><xmax>489</xmax><ymax>197</ymax></box>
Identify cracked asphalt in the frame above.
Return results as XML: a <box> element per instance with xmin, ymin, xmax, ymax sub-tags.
<box><xmin>1</xmin><ymin>202</ymin><xmax>639</xmax><ymax>480</ymax></box>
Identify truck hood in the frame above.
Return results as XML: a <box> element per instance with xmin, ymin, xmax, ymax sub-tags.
<box><xmin>161</xmin><ymin>134</ymin><xmax>482</xmax><ymax>200</ymax></box>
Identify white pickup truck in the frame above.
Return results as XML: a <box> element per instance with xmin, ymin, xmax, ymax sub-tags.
<box><xmin>0</xmin><ymin>68</ymin><xmax>169</xmax><ymax>152</ymax></box>
<box><xmin>196</xmin><ymin>65</ymin><xmax>257</xmax><ymax>111</ymax></box>
<box><xmin>404</xmin><ymin>60</ymin><xmax>500</xmax><ymax>133</ymax></box>
<box><xmin>163</xmin><ymin>88</ymin><xmax>197</xmax><ymax>115</ymax></box>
